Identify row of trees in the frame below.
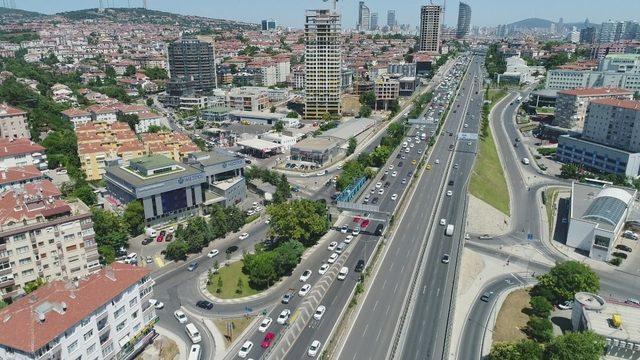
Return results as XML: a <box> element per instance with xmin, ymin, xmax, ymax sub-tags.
<box><xmin>92</xmin><ymin>201</ymin><xmax>145</xmax><ymax>263</ymax></box>
<box><xmin>242</xmin><ymin>199</ymin><xmax>330</xmax><ymax>288</ymax></box>
<box><xmin>407</xmin><ymin>91</ymin><xmax>434</xmax><ymax>119</ymax></box>
<box><xmin>560</xmin><ymin>163</ymin><xmax>640</xmax><ymax>193</ymax></box>
<box><xmin>244</xmin><ymin>167</ymin><xmax>291</xmax><ymax>204</ymax></box>
<box><xmin>485</xmin><ymin>43</ymin><xmax>507</xmax><ymax>80</ymax></box>
<box><xmin>490</xmin><ymin>332</ymin><xmax>605</xmax><ymax>360</ymax></box>
<box><xmin>165</xmin><ymin>205</ymin><xmax>247</xmax><ymax>261</ymax></box>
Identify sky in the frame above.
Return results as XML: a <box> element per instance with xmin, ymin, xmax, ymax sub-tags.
<box><xmin>12</xmin><ymin>0</ymin><xmax>640</xmax><ymax>29</ymax></box>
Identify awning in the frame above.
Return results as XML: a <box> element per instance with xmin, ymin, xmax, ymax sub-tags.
<box><xmin>119</xmin><ymin>335</ymin><xmax>131</xmax><ymax>348</ymax></box>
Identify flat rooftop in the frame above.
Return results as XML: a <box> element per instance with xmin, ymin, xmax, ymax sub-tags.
<box><xmin>186</xmin><ymin>150</ymin><xmax>239</xmax><ymax>166</ymax></box>
<box><xmin>293</xmin><ymin>137</ymin><xmax>340</xmax><ymax>152</ymax></box>
<box><xmin>571</xmin><ymin>182</ymin><xmax>636</xmax><ymax>231</ymax></box>
<box><xmin>321</xmin><ymin>117</ymin><xmax>376</xmax><ymax>141</ymax></box>
<box><xmin>237</xmin><ymin>138</ymin><xmax>282</xmax><ymax>151</ymax></box>
<box><xmin>106</xmin><ymin>161</ymin><xmax>202</xmax><ymax>187</ymax></box>
<box><xmin>584</xmin><ymin>300</ymin><xmax>640</xmax><ymax>343</ymax></box>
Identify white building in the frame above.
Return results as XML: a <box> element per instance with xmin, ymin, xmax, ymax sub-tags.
<box><xmin>0</xmin><ymin>263</ymin><xmax>157</xmax><ymax>360</ymax></box>
<box><xmin>62</xmin><ymin>108</ymin><xmax>92</xmax><ymax>129</ymax></box>
<box><xmin>275</xmin><ymin>58</ymin><xmax>291</xmax><ymax>83</ymax></box>
<box><xmin>0</xmin><ymin>138</ymin><xmax>47</xmax><ymax>170</ymax></box>
<box><xmin>0</xmin><ymin>104</ymin><xmax>30</xmax><ymax>140</ymax></box>
<box><xmin>134</xmin><ymin>112</ymin><xmax>169</xmax><ymax>133</ymax></box>
<box><xmin>497</xmin><ymin>56</ymin><xmax>545</xmax><ymax>85</ymax></box>
<box><xmin>546</xmin><ymin>54</ymin><xmax>640</xmax><ymax>92</ymax></box>
<box><xmin>258</xmin><ymin>132</ymin><xmax>298</xmax><ymax>150</ymax></box>
<box><xmin>566</xmin><ymin>182</ymin><xmax>636</xmax><ymax>262</ymax></box>
<box><xmin>226</xmin><ymin>87</ymin><xmax>269</xmax><ymax>112</ymax></box>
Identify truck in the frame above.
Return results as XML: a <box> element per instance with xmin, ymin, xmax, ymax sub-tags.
<box><xmin>445</xmin><ymin>224</ymin><xmax>455</xmax><ymax>236</ymax></box>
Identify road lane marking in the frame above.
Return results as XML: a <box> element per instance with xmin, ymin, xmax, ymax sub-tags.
<box><xmin>289</xmin><ymin>309</ymin><xmax>302</xmax><ymax>324</ymax></box>
<box><xmin>363</xmin><ymin>323</ymin><xmax>369</xmax><ymax>336</ymax></box>
<box><xmin>154</xmin><ymin>255</ymin><xmax>165</xmax><ymax>268</ymax></box>
<box><xmin>376</xmin><ymin>327</ymin><xmax>383</xmax><ymax>342</ymax></box>
<box><xmin>373</xmin><ymin>299</ymin><xmax>379</xmax><ymax>311</ymax></box>
<box><xmin>382</xmin><ymin>279</ymin><xmax>387</xmax><ymax>289</ymax></box>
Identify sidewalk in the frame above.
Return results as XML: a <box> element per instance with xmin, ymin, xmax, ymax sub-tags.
<box><xmin>466</xmin><ymin>194</ymin><xmax>511</xmax><ymax>236</ymax></box>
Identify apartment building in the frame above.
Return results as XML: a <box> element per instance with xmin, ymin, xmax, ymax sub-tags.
<box><xmin>546</xmin><ymin>54</ymin><xmax>640</xmax><ymax>92</ymax></box>
<box><xmin>0</xmin><ymin>138</ymin><xmax>47</xmax><ymax>170</ymax></box>
<box><xmin>0</xmin><ymin>165</ymin><xmax>44</xmax><ymax>191</ymax></box>
<box><xmin>86</xmin><ymin>105</ymin><xmax>118</xmax><ymax>124</ymax></box>
<box><xmin>582</xmin><ymin>98</ymin><xmax>640</xmax><ymax>152</ymax></box>
<box><xmin>226</xmin><ymin>87</ymin><xmax>269</xmax><ymax>112</ymax></box>
<box><xmin>0</xmin><ymin>179</ymin><xmax>100</xmax><ymax>301</ymax></box>
<box><xmin>61</xmin><ymin>108</ymin><xmax>92</xmax><ymax>129</ymax></box>
<box><xmin>375</xmin><ymin>75</ymin><xmax>400</xmax><ymax>110</ymax></box>
<box><xmin>140</xmin><ymin>131</ymin><xmax>199</xmax><ymax>162</ymax></box>
<box><xmin>553</xmin><ymin>88</ymin><xmax>634</xmax><ymax>129</ymax></box>
<box><xmin>0</xmin><ymin>263</ymin><xmax>156</xmax><ymax>360</ymax></box>
<box><xmin>0</xmin><ymin>104</ymin><xmax>30</xmax><ymax>140</ymax></box>
<box><xmin>304</xmin><ymin>9</ymin><xmax>342</xmax><ymax>120</ymax></box>
<box><xmin>418</xmin><ymin>5</ymin><xmax>442</xmax><ymax>53</ymax></box>
<box><xmin>168</xmin><ymin>38</ymin><xmax>217</xmax><ymax>92</ymax></box>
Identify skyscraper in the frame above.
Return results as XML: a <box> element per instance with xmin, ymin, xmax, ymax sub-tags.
<box><xmin>304</xmin><ymin>9</ymin><xmax>341</xmax><ymax>120</ymax></box>
<box><xmin>261</xmin><ymin>19</ymin><xmax>277</xmax><ymax>31</ymax></box>
<box><xmin>168</xmin><ymin>38</ymin><xmax>217</xmax><ymax>92</ymax></box>
<box><xmin>387</xmin><ymin>10</ymin><xmax>397</xmax><ymax>27</ymax></box>
<box><xmin>456</xmin><ymin>2</ymin><xmax>471</xmax><ymax>39</ymax></box>
<box><xmin>580</xmin><ymin>26</ymin><xmax>597</xmax><ymax>44</ymax></box>
<box><xmin>370</xmin><ymin>12</ymin><xmax>378</xmax><ymax>31</ymax></box>
<box><xmin>357</xmin><ymin>1</ymin><xmax>370</xmax><ymax>31</ymax></box>
<box><xmin>419</xmin><ymin>5</ymin><xmax>442</xmax><ymax>53</ymax></box>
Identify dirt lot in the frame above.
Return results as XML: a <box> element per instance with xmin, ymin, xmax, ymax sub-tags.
<box><xmin>214</xmin><ymin>316</ymin><xmax>255</xmax><ymax>344</ymax></box>
<box><xmin>136</xmin><ymin>335</ymin><xmax>179</xmax><ymax>360</ymax></box>
<box><xmin>492</xmin><ymin>288</ymin><xmax>531</xmax><ymax>343</ymax></box>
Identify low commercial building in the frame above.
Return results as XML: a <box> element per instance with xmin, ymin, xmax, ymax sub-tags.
<box><xmin>557</xmin><ymin>136</ymin><xmax>640</xmax><ymax>177</ymax></box>
<box><xmin>0</xmin><ymin>138</ymin><xmax>47</xmax><ymax>170</ymax></box>
<box><xmin>399</xmin><ymin>77</ymin><xmax>418</xmax><ymax>96</ymax></box>
<box><xmin>0</xmin><ymin>104</ymin><xmax>29</xmax><ymax>140</ymax></box>
<box><xmin>497</xmin><ymin>56</ymin><xmax>545</xmax><ymax>85</ymax></box>
<box><xmin>571</xmin><ymin>292</ymin><xmax>640</xmax><ymax>358</ymax></box>
<box><xmin>258</xmin><ymin>132</ymin><xmax>298</xmax><ymax>150</ymax></box>
<box><xmin>0</xmin><ymin>263</ymin><xmax>157</xmax><ymax>360</ymax></box>
<box><xmin>226</xmin><ymin>87</ymin><xmax>269</xmax><ymax>112</ymax></box>
<box><xmin>236</xmin><ymin>138</ymin><xmax>282</xmax><ymax>158</ymax></box>
<box><xmin>290</xmin><ymin>137</ymin><xmax>341</xmax><ymax>165</ymax></box>
<box><xmin>566</xmin><ymin>182</ymin><xmax>636</xmax><ymax>261</ymax></box>
<box><xmin>553</xmin><ymin>88</ymin><xmax>634</xmax><ymax>129</ymax></box>
<box><xmin>529</xmin><ymin>89</ymin><xmax>558</xmax><ymax>108</ymax></box>
<box><xmin>229</xmin><ymin>110</ymin><xmax>285</xmax><ymax>126</ymax></box>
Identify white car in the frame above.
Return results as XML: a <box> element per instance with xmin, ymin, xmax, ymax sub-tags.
<box><xmin>277</xmin><ymin>309</ymin><xmax>291</xmax><ymax>324</ymax></box>
<box><xmin>207</xmin><ymin>249</ymin><xmax>219</xmax><ymax>258</ymax></box>
<box><xmin>148</xmin><ymin>299</ymin><xmax>164</xmax><ymax>309</ymax></box>
<box><xmin>464</xmin><ymin>123</ymin><xmax>468</xmax><ymax>128</ymax></box>
<box><xmin>238</xmin><ymin>340</ymin><xmax>253</xmax><ymax>358</ymax></box>
<box><xmin>299</xmin><ymin>284</ymin><xmax>312</xmax><ymax>296</ymax></box>
<box><xmin>435</xmin><ymin>159</ymin><xmax>440</xmax><ymax>164</ymax></box>
<box><xmin>239</xmin><ymin>233</ymin><xmax>249</xmax><ymax>240</ymax></box>
<box><xmin>446</xmin><ymin>190</ymin><xmax>453</xmax><ymax>196</ymax></box>
<box><xmin>299</xmin><ymin>270</ymin><xmax>312</xmax><ymax>282</ymax></box>
<box><xmin>439</xmin><ymin>218</ymin><xmax>447</xmax><ymax>226</ymax></box>
<box><xmin>308</xmin><ymin>340</ymin><xmax>321</xmax><ymax>357</ymax></box>
<box><xmin>352</xmin><ymin>227</ymin><xmax>360</xmax><ymax>236</ymax></box>
<box><xmin>328</xmin><ymin>241</ymin><xmax>338</xmax><ymax>251</ymax></box>
<box><xmin>318</xmin><ymin>263</ymin><xmax>330</xmax><ymax>275</ymax></box>
<box><xmin>378</xmin><ymin>188</ymin><xmax>384</xmax><ymax>195</ymax></box>
<box><xmin>391</xmin><ymin>194</ymin><xmax>398</xmax><ymax>201</ymax></box>
<box><xmin>391</xmin><ymin>171</ymin><xmax>398</xmax><ymax>177</ymax></box>
<box><xmin>174</xmin><ymin>310</ymin><xmax>188</xmax><ymax>323</ymax></box>
<box><xmin>375</xmin><ymin>182</ymin><xmax>383</xmax><ymax>189</ymax></box>
<box><xmin>337</xmin><ymin>266</ymin><xmax>349</xmax><ymax>280</ymax></box>
<box><xmin>340</xmin><ymin>225</ymin><xmax>348</xmax><ymax>233</ymax></box>
<box><xmin>258</xmin><ymin>317</ymin><xmax>272</xmax><ymax>332</ymax></box>
<box><xmin>405</xmin><ymin>148</ymin><xmax>410</xmax><ymax>153</ymax></box>
<box><xmin>313</xmin><ymin>305</ymin><xmax>326</xmax><ymax>320</ymax></box>
<box><xmin>328</xmin><ymin>253</ymin><xmax>339</xmax><ymax>264</ymax></box>
<box><xmin>344</xmin><ymin>235</ymin><xmax>354</xmax><ymax>244</ymax></box>
<box><xmin>389</xmin><ymin>165</ymin><xmax>394</xmax><ymax>170</ymax></box>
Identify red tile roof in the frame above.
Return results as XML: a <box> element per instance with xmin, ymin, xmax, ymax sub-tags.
<box><xmin>0</xmin><ymin>103</ymin><xmax>27</xmax><ymax>117</ymax></box>
<box><xmin>0</xmin><ymin>179</ymin><xmax>65</xmax><ymax>225</ymax></box>
<box><xmin>590</xmin><ymin>98</ymin><xmax>640</xmax><ymax>111</ymax></box>
<box><xmin>61</xmin><ymin>108</ymin><xmax>91</xmax><ymax>118</ymax></box>
<box><xmin>558</xmin><ymin>87</ymin><xmax>634</xmax><ymax>97</ymax></box>
<box><xmin>0</xmin><ymin>165</ymin><xmax>43</xmax><ymax>185</ymax></box>
<box><xmin>0</xmin><ymin>263</ymin><xmax>150</xmax><ymax>353</ymax></box>
<box><xmin>0</xmin><ymin>138</ymin><xmax>45</xmax><ymax>158</ymax></box>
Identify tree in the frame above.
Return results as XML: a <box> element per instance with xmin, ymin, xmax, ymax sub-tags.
<box><xmin>347</xmin><ymin>137</ymin><xmax>357</xmax><ymax>155</ymax></box>
<box><xmin>224</xmin><ymin>206</ymin><xmax>247</xmax><ymax>232</ymax></box>
<box><xmin>489</xmin><ymin>340</ymin><xmax>543</xmax><ymax>360</ymax></box>
<box><xmin>72</xmin><ymin>184</ymin><xmax>97</xmax><ymax>206</ymax></box>
<box><xmin>267</xmin><ymin>199</ymin><xmax>329</xmax><ymax>246</ymax></box>
<box><xmin>286</xmin><ymin>111</ymin><xmax>299</xmax><ymax>118</ymax></box>
<box><xmin>147</xmin><ymin>125</ymin><xmax>168</xmax><ymax>133</ymax></box>
<box><xmin>545</xmin><ymin>331</ymin><xmax>605</xmax><ymax>360</ymax></box>
<box><xmin>117</xmin><ymin>113</ymin><xmax>139</xmax><ymax>131</ymax></box>
<box><xmin>124</xmin><ymin>65</ymin><xmax>136</xmax><ymax>76</ymax></box>
<box><xmin>359</xmin><ymin>91</ymin><xmax>376</xmax><ymax>108</ymax></box>
<box><xmin>533</xmin><ymin>261</ymin><xmax>600</xmax><ymax>303</ymax></box>
<box><xmin>369</xmin><ymin>145</ymin><xmax>392</xmax><ymax>167</ymax></box>
<box><xmin>0</xmin><ymin>300</ymin><xmax>7</xmax><ymax>310</ymax></box>
<box><xmin>23</xmin><ymin>278</ymin><xmax>46</xmax><ymax>294</ymax></box>
<box><xmin>123</xmin><ymin>200</ymin><xmax>145</xmax><ymax>236</ymax></box>
<box><xmin>42</xmin><ymin>52</ymin><xmax>59</xmax><ymax>66</ymax></box>
<box><xmin>92</xmin><ymin>209</ymin><xmax>128</xmax><ymax>262</ymax></box>
<box><xmin>530</xmin><ymin>296</ymin><xmax>553</xmax><ymax>318</ymax></box>
<box><xmin>243</xmin><ymin>251</ymin><xmax>279</xmax><ymax>289</ymax></box>
<box><xmin>146</xmin><ymin>98</ymin><xmax>154</xmax><ymax>107</ymax></box>
<box><xmin>143</xmin><ymin>67</ymin><xmax>168</xmax><ymax>80</ymax></box>
<box><xmin>176</xmin><ymin>217</ymin><xmax>212</xmax><ymax>253</ymax></box>
<box><xmin>273</xmin><ymin>240</ymin><xmax>305</xmax><ymax>275</ymax></box>
<box><xmin>209</xmin><ymin>204</ymin><xmax>230</xmax><ymax>238</ymax></box>
<box><xmin>273</xmin><ymin>120</ymin><xmax>284</xmax><ymax>132</ymax></box>
<box><xmin>270</xmin><ymin>105</ymin><xmax>276</xmax><ymax>113</ymax></box>
<box><xmin>359</xmin><ymin>104</ymin><xmax>372</xmax><ymax>118</ymax></box>
<box><xmin>273</xmin><ymin>174</ymin><xmax>291</xmax><ymax>204</ymax></box>
<box><xmin>105</xmin><ymin>65</ymin><xmax>117</xmax><ymax>79</ymax></box>
<box><xmin>560</xmin><ymin>163</ymin><xmax>579</xmax><ymax>179</ymax></box>
<box><xmin>165</xmin><ymin>240</ymin><xmax>189</xmax><ymax>261</ymax></box>
<box><xmin>526</xmin><ymin>316</ymin><xmax>553</xmax><ymax>343</ymax></box>
<box><xmin>98</xmin><ymin>245</ymin><xmax>116</xmax><ymax>264</ymax></box>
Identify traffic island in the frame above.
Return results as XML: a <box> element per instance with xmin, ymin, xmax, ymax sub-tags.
<box><xmin>206</xmin><ymin>260</ymin><xmax>261</xmax><ymax>299</ymax></box>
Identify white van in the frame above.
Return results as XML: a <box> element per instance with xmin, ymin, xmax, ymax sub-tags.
<box><xmin>522</xmin><ymin>158</ymin><xmax>530</xmax><ymax>165</ymax></box>
<box><xmin>124</xmin><ymin>253</ymin><xmax>137</xmax><ymax>264</ymax></box>
<box><xmin>185</xmin><ymin>323</ymin><xmax>202</xmax><ymax>344</ymax></box>
<box><xmin>145</xmin><ymin>227</ymin><xmax>157</xmax><ymax>237</ymax></box>
<box><xmin>188</xmin><ymin>344</ymin><xmax>202</xmax><ymax>360</ymax></box>
<box><xmin>445</xmin><ymin>224</ymin><xmax>455</xmax><ymax>236</ymax></box>
<box><xmin>337</xmin><ymin>266</ymin><xmax>349</xmax><ymax>280</ymax></box>
<box><xmin>335</xmin><ymin>242</ymin><xmax>347</xmax><ymax>254</ymax></box>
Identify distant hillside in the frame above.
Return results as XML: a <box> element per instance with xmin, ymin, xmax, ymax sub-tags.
<box><xmin>0</xmin><ymin>7</ymin><xmax>45</xmax><ymax>20</ymax></box>
<box><xmin>507</xmin><ymin>18</ymin><xmax>554</xmax><ymax>29</ymax></box>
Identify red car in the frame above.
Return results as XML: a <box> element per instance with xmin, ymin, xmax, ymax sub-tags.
<box><xmin>360</xmin><ymin>220</ymin><xmax>370</xmax><ymax>229</ymax></box>
<box><xmin>261</xmin><ymin>332</ymin><xmax>275</xmax><ymax>349</ymax></box>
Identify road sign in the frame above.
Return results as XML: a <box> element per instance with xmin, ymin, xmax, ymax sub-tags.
<box><xmin>337</xmin><ymin>201</ymin><xmax>381</xmax><ymax>213</ymax></box>
<box><xmin>527</xmin><ymin>233</ymin><xmax>533</xmax><ymax>241</ymax></box>
<box><xmin>458</xmin><ymin>132</ymin><xmax>478</xmax><ymax>140</ymax></box>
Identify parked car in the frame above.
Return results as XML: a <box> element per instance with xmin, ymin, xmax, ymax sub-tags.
<box><xmin>558</xmin><ymin>300</ymin><xmax>574</xmax><ymax>310</ymax></box>
<box><xmin>616</xmin><ymin>244</ymin><xmax>633</xmax><ymax>252</ymax></box>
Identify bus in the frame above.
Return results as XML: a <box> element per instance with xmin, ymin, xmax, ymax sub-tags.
<box><xmin>185</xmin><ymin>323</ymin><xmax>202</xmax><ymax>344</ymax></box>
<box><xmin>188</xmin><ymin>344</ymin><xmax>202</xmax><ymax>360</ymax></box>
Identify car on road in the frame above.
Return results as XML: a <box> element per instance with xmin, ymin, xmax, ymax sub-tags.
<box><xmin>239</xmin><ymin>233</ymin><xmax>249</xmax><ymax>240</ymax></box>
<box><xmin>196</xmin><ymin>300</ymin><xmax>213</xmax><ymax>310</ymax></box>
<box><xmin>389</xmin><ymin>165</ymin><xmax>394</xmax><ymax>170</ymax></box>
<box><xmin>352</xmin><ymin>227</ymin><xmax>361</xmax><ymax>236</ymax></box>
<box><xmin>391</xmin><ymin>171</ymin><xmax>398</xmax><ymax>177</ymax></box>
<box><xmin>319</xmin><ymin>263</ymin><xmax>330</xmax><ymax>275</ymax></box>
<box><xmin>441</xmin><ymin>254</ymin><xmax>450</xmax><ymax>264</ymax></box>
<box><xmin>340</xmin><ymin>225</ymin><xmax>349</xmax><ymax>233</ymax></box>
<box><xmin>391</xmin><ymin>193</ymin><xmax>398</xmax><ymax>201</ymax></box>
<box><xmin>328</xmin><ymin>253</ymin><xmax>339</xmax><ymax>264</ymax></box>
<box><xmin>145</xmin><ymin>256</ymin><xmax>153</xmax><ymax>264</ymax></box>
<box><xmin>446</xmin><ymin>190</ymin><xmax>453</xmax><ymax>196</ymax></box>
<box><xmin>625</xmin><ymin>298</ymin><xmax>640</xmax><ymax>306</ymax></box>
<box><xmin>378</xmin><ymin>188</ymin><xmax>384</xmax><ymax>195</ymax></box>
<box><xmin>439</xmin><ymin>218</ymin><xmax>447</xmax><ymax>226</ymax></box>
<box><xmin>384</xmin><ymin>181</ymin><xmax>391</xmax><ymax>188</ymax></box>
<box><xmin>328</xmin><ymin>241</ymin><xmax>338</xmax><ymax>251</ymax></box>
<box><xmin>300</xmin><ymin>270</ymin><xmax>312</xmax><ymax>282</ymax></box>
<box><xmin>277</xmin><ymin>309</ymin><xmax>291</xmax><ymax>324</ymax></box>
<box><xmin>344</xmin><ymin>235</ymin><xmax>354</xmax><ymax>244</ymax></box>
<box><xmin>314</xmin><ymin>305</ymin><xmax>326</xmax><ymax>320</ymax></box>
<box><xmin>375</xmin><ymin>182</ymin><xmax>382</xmax><ymax>189</ymax></box>
<box><xmin>464</xmin><ymin>123</ymin><xmax>468</xmax><ymax>128</ymax></box>
<box><xmin>238</xmin><ymin>340</ymin><xmax>253</xmax><ymax>358</ymax></box>
<box><xmin>480</xmin><ymin>292</ymin><xmax>494</xmax><ymax>302</ymax></box>
<box><xmin>258</xmin><ymin>317</ymin><xmax>273</xmax><ymax>332</ymax></box>
<box><xmin>149</xmin><ymin>299</ymin><xmax>164</xmax><ymax>309</ymax></box>
<box><xmin>225</xmin><ymin>245</ymin><xmax>238</xmax><ymax>254</ymax></box>
<box><xmin>355</xmin><ymin>259</ymin><xmax>365</xmax><ymax>272</ymax></box>
<box><xmin>337</xmin><ymin>266</ymin><xmax>349</xmax><ymax>280</ymax></box>
<box><xmin>308</xmin><ymin>340</ymin><xmax>321</xmax><ymax>357</ymax></box>
<box><xmin>281</xmin><ymin>291</ymin><xmax>294</xmax><ymax>304</ymax></box>
<box><xmin>449</xmin><ymin>144</ymin><xmax>454</xmax><ymax>151</ymax></box>
<box><xmin>207</xmin><ymin>249</ymin><xmax>219</xmax><ymax>258</ymax></box>
<box><xmin>142</xmin><ymin>237</ymin><xmax>153</xmax><ymax>245</ymax></box>
<box><xmin>371</xmin><ymin>197</ymin><xmax>379</xmax><ymax>205</ymax></box>
<box><xmin>174</xmin><ymin>310</ymin><xmax>188</xmax><ymax>323</ymax></box>
<box><xmin>616</xmin><ymin>244</ymin><xmax>633</xmax><ymax>252</ymax></box>
<box><xmin>260</xmin><ymin>332</ymin><xmax>275</xmax><ymax>349</ymax></box>
<box><xmin>401</xmin><ymin>178</ymin><xmax>407</xmax><ymax>184</ymax></box>
<box><xmin>412</xmin><ymin>159</ymin><xmax>417</xmax><ymax>165</ymax></box>
<box><xmin>478</xmin><ymin>234</ymin><xmax>493</xmax><ymax>240</ymax></box>
<box><xmin>448</xmin><ymin>180</ymin><xmax>454</xmax><ymax>186</ymax></box>
<box><xmin>435</xmin><ymin>159</ymin><xmax>440</xmax><ymax>164</ymax></box>
<box><xmin>187</xmin><ymin>262</ymin><xmax>199</xmax><ymax>272</ymax></box>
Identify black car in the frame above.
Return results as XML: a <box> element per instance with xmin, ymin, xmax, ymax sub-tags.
<box><xmin>480</xmin><ymin>292</ymin><xmax>494</xmax><ymax>302</ymax></box>
<box><xmin>616</xmin><ymin>244</ymin><xmax>633</xmax><ymax>252</ymax></box>
<box><xmin>384</xmin><ymin>181</ymin><xmax>391</xmax><ymax>188</ymax></box>
<box><xmin>374</xmin><ymin>224</ymin><xmax>384</xmax><ymax>236</ymax></box>
<box><xmin>448</xmin><ymin>144</ymin><xmax>454</xmax><ymax>150</ymax></box>
<box><xmin>448</xmin><ymin>180</ymin><xmax>454</xmax><ymax>186</ymax></box>
<box><xmin>142</xmin><ymin>237</ymin><xmax>153</xmax><ymax>245</ymax></box>
<box><xmin>371</xmin><ymin>197</ymin><xmax>379</xmax><ymax>205</ymax></box>
<box><xmin>398</xmin><ymin>162</ymin><xmax>403</xmax><ymax>167</ymax></box>
<box><xmin>196</xmin><ymin>300</ymin><xmax>214</xmax><ymax>310</ymax></box>
<box><xmin>226</xmin><ymin>245</ymin><xmax>239</xmax><ymax>254</ymax></box>
<box><xmin>354</xmin><ymin>259</ymin><xmax>365</xmax><ymax>272</ymax></box>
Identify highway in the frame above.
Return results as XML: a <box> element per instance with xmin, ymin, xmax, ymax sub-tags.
<box><xmin>329</xmin><ymin>55</ymin><xmax>482</xmax><ymax>360</ymax></box>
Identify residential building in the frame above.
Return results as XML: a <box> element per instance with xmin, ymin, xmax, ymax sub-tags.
<box><xmin>134</xmin><ymin>112</ymin><xmax>168</xmax><ymax>134</ymax></box>
<box><xmin>292</xmin><ymin>68</ymin><xmax>305</xmax><ymax>89</ymax></box>
<box><xmin>387</xmin><ymin>63</ymin><xmax>416</xmax><ymax>77</ymax></box>
<box><xmin>0</xmin><ymin>179</ymin><xmax>101</xmax><ymax>300</ymax></box>
<box><xmin>304</xmin><ymin>9</ymin><xmax>342</xmax><ymax>120</ymax></box>
<box><xmin>357</xmin><ymin>1</ymin><xmax>370</xmax><ymax>32</ymax></box>
<box><xmin>275</xmin><ymin>56</ymin><xmax>291</xmax><ymax>84</ymax></box>
<box><xmin>580</xmin><ymin>26</ymin><xmax>597</xmax><ymax>44</ymax></box>
<box><xmin>375</xmin><ymin>75</ymin><xmax>400</xmax><ymax>110</ymax></box>
<box><xmin>456</xmin><ymin>2</ymin><xmax>471</xmax><ymax>39</ymax></box>
<box><xmin>553</xmin><ymin>88</ymin><xmax>634</xmax><ymax>129</ymax></box>
<box><xmin>86</xmin><ymin>105</ymin><xmax>118</xmax><ymax>124</ymax></box>
<box><xmin>0</xmin><ymin>104</ymin><xmax>29</xmax><ymax>140</ymax></box>
<box><xmin>387</xmin><ymin>10</ymin><xmax>396</xmax><ymax>27</ymax></box>
<box><xmin>0</xmin><ymin>165</ymin><xmax>44</xmax><ymax>191</ymax></box>
<box><xmin>370</xmin><ymin>12</ymin><xmax>378</xmax><ymax>31</ymax></box>
<box><xmin>226</xmin><ymin>87</ymin><xmax>269</xmax><ymax>112</ymax></box>
<box><xmin>566</xmin><ymin>182</ymin><xmax>636</xmax><ymax>261</ymax></box>
<box><xmin>418</xmin><ymin>5</ymin><xmax>442</xmax><ymax>53</ymax></box>
<box><xmin>0</xmin><ymin>138</ymin><xmax>47</xmax><ymax>170</ymax></box>
<box><xmin>61</xmin><ymin>108</ymin><xmax>92</xmax><ymax>129</ymax></box>
<box><xmin>261</xmin><ymin>19</ymin><xmax>277</xmax><ymax>31</ymax></box>
<box><xmin>0</xmin><ymin>263</ymin><xmax>157</xmax><ymax>360</ymax></box>
<box><xmin>545</xmin><ymin>54</ymin><xmax>640</xmax><ymax>93</ymax></box>
<box><xmin>168</xmin><ymin>38</ymin><xmax>217</xmax><ymax>93</ymax></box>
<box><xmin>140</xmin><ymin>131</ymin><xmax>199</xmax><ymax>162</ymax></box>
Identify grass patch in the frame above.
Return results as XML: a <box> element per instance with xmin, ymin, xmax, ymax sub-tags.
<box><xmin>245</xmin><ymin>213</ymin><xmax>260</xmax><ymax>224</ymax></box>
<box><xmin>207</xmin><ymin>261</ymin><xmax>261</xmax><ymax>299</ymax></box>
<box><xmin>470</xmin><ymin>129</ymin><xmax>510</xmax><ymax>215</ymax></box>
<box><xmin>214</xmin><ymin>316</ymin><xmax>255</xmax><ymax>344</ymax></box>
<box><xmin>492</xmin><ymin>288</ymin><xmax>531</xmax><ymax>342</ymax></box>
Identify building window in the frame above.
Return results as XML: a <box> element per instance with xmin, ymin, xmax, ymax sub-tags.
<box><xmin>67</xmin><ymin>340</ymin><xmax>78</xmax><ymax>353</ymax></box>
<box><xmin>84</xmin><ymin>329</ymin><xmax>93</xmax><ymax>341</ymax></box>
<box><xmin>116</xmin><ymin>320</ymin><xmax>126</xmax><ymax>332</ymax></box>
<box><xmin>87</xmin><ymin>343</ymin><xmax>96</xmax><ymax>354</ymax></box>
<box><xmin>114</xmin><ymin>306</ymin><xmax>125</xmax><ymax>319</ymax></box>
<box><xmin>18</xmin><ymin>257</ymin><xmax>31</xmax><ymax>265</ymax></box>
<box><xmin>12</xmin><ymin>233</ymin><xmax>26</xmax><ymax>242</ymax></box>
<box><xmin>132</xmin><ymin>310</ymin><xmax>138</xmax><ymax>319</ymax></box>
<box><xmin>129</xmin><ymin>297</ymin><xmax>137</xmax><ymax>307</ymax></box>
<box><xmin>594</xmin><ymin>235</ymin><xmax>610</xmax><ymax>248</ymax></box>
